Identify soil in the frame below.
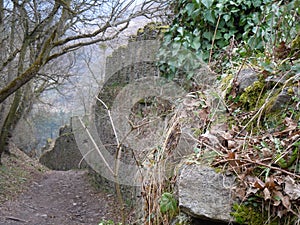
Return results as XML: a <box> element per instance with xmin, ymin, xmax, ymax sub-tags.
<box><xmin>0</xmin><ymin>145</ymin><xmax>122</xmax><ymax>225</ymax></box>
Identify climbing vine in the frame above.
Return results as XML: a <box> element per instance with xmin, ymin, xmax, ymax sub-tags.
<box><xmin>158</xmin><ymin>0</ymin><xmax>300</xmax><ymax>79</ymax></box>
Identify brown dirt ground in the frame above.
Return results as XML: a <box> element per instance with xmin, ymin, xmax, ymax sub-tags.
<box><xmin>0</xmin><ymin>144</ymin><xmax>122</xmax><ymax>225</ymax></box>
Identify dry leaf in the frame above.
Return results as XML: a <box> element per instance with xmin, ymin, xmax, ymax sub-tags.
<box><xmin>254</xmin><ymin>178</ymin><xmax>265</xmax><ymax>189</ymax></box>
<box><xmin>227</xmin><ymin>140</ymin><xmax>237</xmax><ymax>149</ymax></box>
<box><xmin>263</xmin><ymin>188</ymin><xmax>271</xmax><ymax>200</ymax></box>
<box><xmin>273</xmin><ymin>190</ymin><xmax>291</xmax><ymax>210</ymax></box>
<box><xmin>201</xmin><ymin>133</ymin><xmax>220</xmax><ymax>146</ymax></box>
<box><xmin>265</xmin><ymin>176</ymin><xmax>275</xmax><ymax>190</ymax></box>
<box><xmin>273</xmin><ymin>190</ymin><xmax>284</xmax><ymax>206</ymax></box>
<box><xmin>277</xmin><ymin>209</ymin><xmax>287</xmax><ymax>218</ymax></box>
<box><xmin>246</xmin><ymin>187</ymin><xmax>259</xmax><ymax>196</ymax></box>
<box><xmin>284</xmin><ymin>117</ymin><xmax>297</xmax><ymax>130</ymax></box>
<box><xmin>281</xmin><ymin>196</ymin><xmax>291</xmax><ymax>210</ymax></box>
<box><xmin>284</xmin><ymin>176</ymin><xmax>300</xmax><ymax>200</ymax></box>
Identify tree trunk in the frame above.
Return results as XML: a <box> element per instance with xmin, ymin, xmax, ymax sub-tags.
<box><xmin>0</xmin><ymin>83</ymin><xmax>34</xmax><ymax>163</ymax></box>
<box><xmin>0</xmin><ymin>90</ymin><xmax>22</xmax><ymax>159</ymax></box>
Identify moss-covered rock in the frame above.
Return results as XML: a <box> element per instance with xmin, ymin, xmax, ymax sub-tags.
<box><xmin>239</xmin><ymin>80</ymin><xmax>266</xmax><ymax>110</ymax></box>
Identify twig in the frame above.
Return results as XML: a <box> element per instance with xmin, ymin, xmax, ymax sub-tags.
<box><xmin>6</xmin><ymin>216</ymin><xmax>28</xmax><ymax>223</ymax></box>
<box><xmin>78</xmin><ymin>118</ymin><xmax>115</xmax><ymax>176</ymax></box>
<box><xmin>209</xmin><ymin>14</ymin><xmax>221</xmax><ymax>65</ymax></box>
<box><xmin>128</xmin><ymin>117</ymin><xmax>160</xmax><ymax>130</ymax></box>
<box><xmin>78</xmin><ymin>149</ymin><xmax>94</xmax><ymax>168</ymax></box>
<box><xmin>214</xmin><ymin>158</ymin><xmax>300</xmax><ymax>179</ymax></box>
<box><xmin>187</xmin><ymin>133</ymin><xmax>225</xmax><ymax>156</ymax></box>
<box><xmin>96</xmin><ymin>96</ymin><xmax>120</xmax><ymax>146</ymax></box>
<box><xmin>95</xmin><ymin>96</ymin><xmax>125</xmax><ymax>225</ymax></box>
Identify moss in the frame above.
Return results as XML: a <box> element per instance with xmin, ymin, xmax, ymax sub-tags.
<box><xmin>119</xmin><ymin>45</ymin><xmax>127</xmax><ymax>49</ymax></box>
<box><xmin>239</xmin><ymin>80</ymin><xmax>266</xmax><ymax>110</ymax></box>
<box><xmin>137</xmin><ymin>22</ymin><xmax>169</xmax><ymax>36</ymax></box>
<box><xmin>232</xmin><ymin>202</ymin><xmax>300</xmax><ymax>225</ymax></box>
<box><xmin>220</xmin><ymin>74</ymin><xmax>233</xmax><ymax>93</ymax></box>
<box><xmin>291</xmin><ymin>32</ymin><xmax>300</xmax><ymax>59</ymax></box>
<box><xmin>213</xmin><ymin>167</ymin><xmax>223</xmax><ymax>173</ymax></box>
<box><xmin>137</xmin><ymin>28</ymin><xmax>144</xmax><ymax>34</ymax></box>
<box><xmin>262</xmin><ymin>89</ymin><xmax>281</xmax><ymax>113</ymax></box>
<box><xmin>232</xmin><ymin>203</ymin><xmax>279</xmax><ymax>225</ymax></box>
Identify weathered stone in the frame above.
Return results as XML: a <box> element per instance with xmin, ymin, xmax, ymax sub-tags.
<box><xmin>236</xmin><ymin>68</ymin><xmax>258</xmax><ymax>93</ymax></box>
<box><xmin>268</xmin><ymin>86</ymin><xmax>300</xmax><ymax>112</ymax></box>
<box><xmin>177</xmin><ymin>164</ymin><xmax>236</xmax><ymax>223</ymax></box>
<box><xmin>39</xmin><ymin>124</ymin><xmax>87</xmax><ymax>170</ymax></box>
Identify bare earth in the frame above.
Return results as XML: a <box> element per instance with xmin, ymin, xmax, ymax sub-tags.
<box><xmin>0</xmin><ymin>169</ymin><xmax>122</xmax><ymax>225</ymax></box>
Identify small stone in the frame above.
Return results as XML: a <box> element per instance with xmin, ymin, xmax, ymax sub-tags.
<box><xmin>270</xmin><ymin>88</ymin><xmax>292</xmax><ymax>112</ymax></box>
<box><xmin>236</xmin><ymin>68</ymin><xmax>258</xmax><ymax>94</ymax></box>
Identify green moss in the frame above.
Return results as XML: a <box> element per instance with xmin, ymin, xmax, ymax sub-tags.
<box><xmin>213</xmin><ymin>167</ymin><xmax>223</xmax><ymax>173</ymax></box>
<box><xmin>291</xmin><ymin>32</ymin><xmax>300</xmax><ymax>58</ymax></box>
<box><xmin>239</xmin><ymin>80</ymin><xmax>266</xmax><ymax>110</ymax></box>
<box><xmin>232</xmin><ymin>203</ymin><xmax>278</xmax><ymax>225</ymax></box>
<box><xmin>232</xmin><ymin>202</ymin><xmax>300</xmax><ymax>225</ymax></box>
<box><xmin>263</xmin><ymin>89</ymin><xmax>283</xmax><ymax>113</ymax></box>
<box><xmin>156</xmin><ymin>25</ymin><xmax>170</xmax><ymax>33</ymax></box>
<box><xmin>137</xmin><ymin>28</ymin><xmax>144</xmax><ymax>34</ymax></box>
<box><xmin>220</xmin><ymin>74</ymin><xmax>233</xmax><ymax>93</ymax></box>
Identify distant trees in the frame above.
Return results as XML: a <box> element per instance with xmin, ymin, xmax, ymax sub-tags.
<box><xmin>0</xmin><ymin>0</ymin><xmax>171</xmax><ymax>164</ymax></box>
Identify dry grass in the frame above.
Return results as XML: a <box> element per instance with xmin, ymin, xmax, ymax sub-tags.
<box><xmin>0</xmin><ymin>143</ymin><xmax>48</xmax><ymax>203</ymax></box>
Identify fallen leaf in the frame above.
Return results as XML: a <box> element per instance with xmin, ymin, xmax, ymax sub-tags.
<box><xmin>265</xmin><ymin>176</ymin><xmax>275</xmax><ymax>190</ymax></box>
<box><xmin>273</xmin><ymin>190</ymin><xmax>284</xmax><ymax>206</ymax></box>
<box><xmin>284</xmin><ymin>176</ymin><xmax>300</xmax><ymax>200</ymax></box>
<box><xmin>254</xmin><ymin>177</ymin><xmax>265</xmax><ymax>189</ymax></box>
<box><xmin>201</xmin><ymin>133</ymin><xmax>220</xmax><ymax>146</ymax></box>
<box><xmin>246</xmin><ymin>187</ymin><xmax>259</xmax><ymax>196</ymax></box>
<box><xmin>228</xmin><ymin>151</ymin><xmax>235</xmax><ymax>159</ymax></box>
<box><xmin>284</xmin><ymin>117</ymin><xmax>297</xmax><ymax>130</ymax></box>
<box><xmin>227</xmin><ymin>140</ymin><xmax>237</xmax><ymax>149</ymax></box>
<box><xmin>273</xmin><ymin>190</ymin><xmax>291</xmax><ymax>210</ymax></box>
<box><xmin>277</xmin><ymin>209</ymin><xmax>287</xmax><ymax>218</ymax></box>
<box><xmin>282</xmin><ymin>195</ymin><xmax>291</xmax><ymax>210</ymax></box>
<box><xmin>263</xmin><ymin>188</ymin><xmax>271</xmax><ymax>200</ymax></box>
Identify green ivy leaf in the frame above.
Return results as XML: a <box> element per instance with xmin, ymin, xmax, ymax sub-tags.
<box><xmin>160</xmin><ymin>192</ymin><xmax>178</xmax><ymax>217</ymax></box>
<box><xmin>223</xmin><ymin>14</ymin><xmax>231</xmax><ymax>22</ymax></box>
<box><xmin>203</xmin><ymin>9</ymin><xmax>215</xmax><ymax>23</ymax></box>
<box><xmin>185</xmin><ymin>3</ymin><xmax>195</xmax><ymax>15</ymax></box>
<box><xmin>191</xmin><ymin>37</ymin><xmax>201</xmax><ymax>50</ymax></box>
<box><xmin>201</xmin><ymin>0</ymin><xmax>214</xmax><ymax>9</ymax></box>
<box><xmin>177</xmin><ymin>27</ymin><xmax>184</xmax><ymax>36</ymax></box>
<box><xmin>203</xmin><ymin>31</ymin><xmax>213</xmax><ymax>40</ymax></box>
<box><xmin>191</xmin><ymin>9</ymin><xmax>201</xmax><ymax>20</ymax></box>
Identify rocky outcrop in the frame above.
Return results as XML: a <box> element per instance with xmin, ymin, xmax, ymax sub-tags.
<box><xmin>177</xmin><ymin>164</ymin><xmax>236</xmax><ymax>224</ymax></box>
<box><xmin>39</xmin><ymin>124</ymin><xmax>87</xmax><ymax>170</ymax></box>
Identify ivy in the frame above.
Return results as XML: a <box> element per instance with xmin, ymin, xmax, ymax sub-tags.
<box><xmin>159</xmin><ymin>192</ymin><xmax>178</xmax><ymax>218</ymax></box>
<box><xmin>158</xmin><ymin>0</ymin><xmax>300</xmax><ymax>79</ymax></box>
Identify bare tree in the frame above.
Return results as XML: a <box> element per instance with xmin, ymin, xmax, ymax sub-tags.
<box><xmin>0</xmin><ymin>0</ymin><xmax>171</xmax><ymax>164</ymax></box>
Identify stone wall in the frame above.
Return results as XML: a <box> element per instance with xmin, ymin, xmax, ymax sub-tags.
<box><xmin>39</xmin><ymin>123</ymin><xmax>87</xmax><ymax>170</ymax></box>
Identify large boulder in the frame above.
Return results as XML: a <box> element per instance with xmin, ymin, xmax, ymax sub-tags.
<box><xmin>177</xmin><ymin>164</ymin><xmax>236</xmax><ymax>224</ymax></box>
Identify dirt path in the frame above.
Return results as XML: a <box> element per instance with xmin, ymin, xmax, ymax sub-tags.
<box><xmin>0</xmin><ymin>170</ymin><xmax>121</xmax><ymax>225</ymax></box>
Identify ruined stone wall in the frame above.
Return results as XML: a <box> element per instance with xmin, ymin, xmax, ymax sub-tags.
<box><xmin>39</xmin><ymin>123</ymin><xmax>87</xmax><ymax>170</ymax></box>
